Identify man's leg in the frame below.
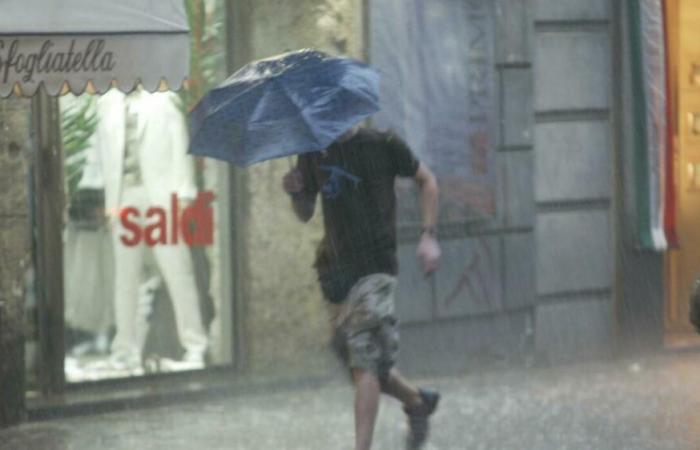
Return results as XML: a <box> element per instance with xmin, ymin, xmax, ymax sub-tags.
<box><xmin>328</xmin><ymin>311</ymin><xmax>384</xmax><ymax>450</ymax></box>
<box><xmin>329</xmin><ymin>274</ymin><xmax>411</xmax><ymax>449</ymax></box>
<box><xmin>377</xmin><ymin>319</ymin><xmax>440</xmax><ymax>450</ymax></box>
<box><xmin>380</xmin><ymin>368</ymin><xmax>422</xmax><ymax>410</ymax></box>
<box><xmin>352</xmin><ymin>368</ymin><xmax>381</xmax><ymax>450</ymax></box>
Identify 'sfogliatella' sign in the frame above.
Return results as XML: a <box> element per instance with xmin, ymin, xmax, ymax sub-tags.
<box><xmin>0</xmin><ymin>39</ymin><xmax>116</xmax><ymax>84</ymax></box>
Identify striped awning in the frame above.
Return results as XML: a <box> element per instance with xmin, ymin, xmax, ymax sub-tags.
<box><xmin>0</xmin><ymin>0</ymin><xmax>190</xmax><ymax>97</ymax></box>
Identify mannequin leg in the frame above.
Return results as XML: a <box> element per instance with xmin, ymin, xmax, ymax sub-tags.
<box><xmin>109</xmin><ymin>186</ymin><xmax>147</xmax><ymax>364</ymax></box>
<box><xmin>152</xmin><ymin>239</ymin><xmax>208</xmax><ymax>360</ymax></box>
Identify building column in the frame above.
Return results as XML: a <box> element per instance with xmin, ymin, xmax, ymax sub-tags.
<box><xmin>0</xmin><ymin>98</ymin><xmax>31</xmax><ymax>428</ymax></box>
<box><xmin>532</xmin><ymin>1</ymin><xmax>617</xmax><ymax>363</ymax></box>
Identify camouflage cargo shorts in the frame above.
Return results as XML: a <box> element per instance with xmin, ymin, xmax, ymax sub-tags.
<box><xmin>328</xmin><ymin>273</ymin><xmax>399</xmax><ymax>380</ymax></box>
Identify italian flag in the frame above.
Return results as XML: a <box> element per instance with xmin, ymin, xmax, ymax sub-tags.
<box><xmin>628</xmin><ymin>0</ymin><xmax>678</xmax><ymax>250</ymax></box>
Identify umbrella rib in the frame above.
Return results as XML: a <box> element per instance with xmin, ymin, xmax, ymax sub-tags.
<box><xmin>273</xmin><ymin>77</ymin><xmax>323</xmax><ymax>147</ymax></box>
<box><xmin>208</xmin><ymin>78</ymin><xmax>267</xmax><ymax>116</ymax></box>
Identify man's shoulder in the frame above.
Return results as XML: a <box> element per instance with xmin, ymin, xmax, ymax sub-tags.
<box><xmin>355</xmin><ymin>127</ymin><xmax>401</xmax><ymax>145</ymax></box>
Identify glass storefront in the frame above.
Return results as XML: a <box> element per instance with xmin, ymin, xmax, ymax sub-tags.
<box><xmin>59</xmin><ymin>88</ymin><xmax>232</xmax><ymax>382</ymax></box>
<box><xmin>21</xmin><ymin>0</ymin><xmax>232</xmax><ymax>385</ymax></box>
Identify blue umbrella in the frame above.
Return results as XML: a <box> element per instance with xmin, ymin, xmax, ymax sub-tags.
<box><xmin>188</xmin><ymin>49</ymin><xmax>380</xmax><ymax>167</ymax></box>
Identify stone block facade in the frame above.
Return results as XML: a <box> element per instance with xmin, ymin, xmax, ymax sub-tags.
<box><xmin>229</xmin><ymin>0</ymin><xmax>364</xmax><ymax>376</ymax></box>
<box><xmin>0</xmin><ymin>98</ymin><xmax>31</xmax><ymax>427</ymax></box>
<box><xmin>533</xmin><ymin>0</ymin><xmax>616</xmax><ymax>362</ymax></box>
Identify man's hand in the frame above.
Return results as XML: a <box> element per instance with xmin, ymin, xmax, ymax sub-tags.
<box><xmin>417</xmin><ymin>232</ymin><xmax>441</xmax><ymax>275</ymax></box>
<box><xmin>413</xmin><ymin>162</ymin><xmax>440</xmax><ymax>275</ymax></box>
<box><xmin>283</xmin><ymin>168</ymin><xmax>316</xmax><ymax>222</ymax></box>
<box><xmin>282</xmin><ymin>169</ymin><xmax>304</xmax><ymax>194</ymax></box>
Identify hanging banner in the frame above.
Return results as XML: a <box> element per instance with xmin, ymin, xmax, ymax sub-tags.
<box><xmin>629</xmin><ymin>0</ymin><xmax>676</xmax><ymax>250</ymax></box>
<box><xmin>641</xmin><ymin>0</ymin><xmax>676</xmax><ymax>249</ymax></box>
<box><xmin>370</xmin><ymin>0</ymin><xmax>498</xmax><ymax>224</ymax></box>
<box><xmin>660</xmin><ymin>0</ymin><xmax>678</xmax><ymax>248</ymax></box>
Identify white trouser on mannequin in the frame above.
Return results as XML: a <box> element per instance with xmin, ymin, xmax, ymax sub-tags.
<box><xmin>109</xmin><ymin>185</ymin><xmax>208</xmax><ymax>366</ymax></box>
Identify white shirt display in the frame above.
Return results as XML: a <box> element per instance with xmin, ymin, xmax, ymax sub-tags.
<box><xmin>97</xmin><ymin>88</ymin><xmax>198</xmax><ymax>214</ymax></box>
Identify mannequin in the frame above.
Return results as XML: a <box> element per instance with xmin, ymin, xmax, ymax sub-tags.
<box><xmin>62</xmin><ymin>94</ymin><xmax>113</xmax><ymax>366</ymax></box>
<box><xmin>94</xmin><ymin>87</ymin><xmax>208</xmax><ymax>373</ymax></box>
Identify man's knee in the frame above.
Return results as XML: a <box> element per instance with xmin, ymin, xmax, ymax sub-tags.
<box><xmin>332</xmin><ymin>326</ymin><xmax>397</xmax><ymax>383</ymax></box>
<box><xmin>351</xmin><ymin>367</ymin><xmax>382</xmax><ymax>388</ymax></box>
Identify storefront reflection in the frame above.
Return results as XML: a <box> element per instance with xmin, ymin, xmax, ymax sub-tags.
<box><xmin>61</xmin><ymin>89</ymin><xmax>226</xmax><ymax>382</ymax></box>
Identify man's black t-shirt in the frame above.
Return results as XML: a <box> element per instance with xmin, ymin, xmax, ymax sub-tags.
<box><xmin>297</xmin><ymin>128</ymin><xmax>419</xmax><ymax>303</ymax></box>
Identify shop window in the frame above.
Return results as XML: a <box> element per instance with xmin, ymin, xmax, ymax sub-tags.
<box><xmin>56</xmin><ymin>0</ymin><xmax>231</xmax><ymax>383</ymax></box>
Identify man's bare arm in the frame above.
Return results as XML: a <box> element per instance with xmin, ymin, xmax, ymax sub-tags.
<box><xmin>413</xmin><ymin>162</ymin><xmax>441</xmax><ymax>274</ymax></box>
<box><xmin>414</xmin><ymin>162</ymin><xmax>439</xmax><ymax>232</ymax></box>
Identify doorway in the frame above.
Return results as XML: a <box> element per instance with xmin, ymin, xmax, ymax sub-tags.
<box><xmin>665</xmin><ymin>0</ymin><xmax>700</xmax><ymax>348</ymax></box>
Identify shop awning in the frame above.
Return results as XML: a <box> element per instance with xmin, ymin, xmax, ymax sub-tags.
<box><xmin>0</xmin><ymin>0</ymin><xmax>190</xmax><ymax>97</ymax></box>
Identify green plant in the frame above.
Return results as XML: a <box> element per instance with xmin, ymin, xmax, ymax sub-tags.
<box><xmin>61</xmin><ymin>96</ymin><xmax>98</xmax><ymax>202</ymax></box>
<box><xmin>182</xmin><ymin>0</ymin><xmax>227</xmax><ymax>112</ymax></box>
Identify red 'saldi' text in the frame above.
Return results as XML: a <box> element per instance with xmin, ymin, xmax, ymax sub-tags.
<box><xmin>119</xmin><ymin>192</ymin><xmax>215</xmax><ymax>247</ymax></box>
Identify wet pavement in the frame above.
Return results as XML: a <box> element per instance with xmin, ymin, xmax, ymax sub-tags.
<box><xmin>2</xmin><ymin>351</ymin><xmax>700</xmax><ymax>450</ymax></box>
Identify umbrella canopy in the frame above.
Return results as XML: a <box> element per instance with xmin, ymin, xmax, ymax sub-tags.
<box><xmin>188</xmin><ymin>49</ymin><xmax>380</xmax><ymax>167</ymax></box>
<box><xmin>0</xmin><ymin>0</ymin><xmax>189</xmax><ymax>97</ymax></box>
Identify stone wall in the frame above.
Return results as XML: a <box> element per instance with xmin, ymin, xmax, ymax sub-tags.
<box><xmin>0</xmin><ymin>98</ymin><xmax>31</xmax><ymax>427</ymax></box>
<box><xmin>235</xmin><ymin>0</ymin><xmax>541</xmax><ymax>375</ymax></box>
<box><xmin>532</xmin><ymin>0</ymin><xmax>616</xmax><ymax>363</ymax></box>
<box><xmin>390</xmin><ymin>0</ymin><xmax>538</xmax><ymax>375</ymax></box>
<box><xmin>233</xmin><ymin>0</ymin><xmax>364</xmax><ymax>375</ymax></box>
